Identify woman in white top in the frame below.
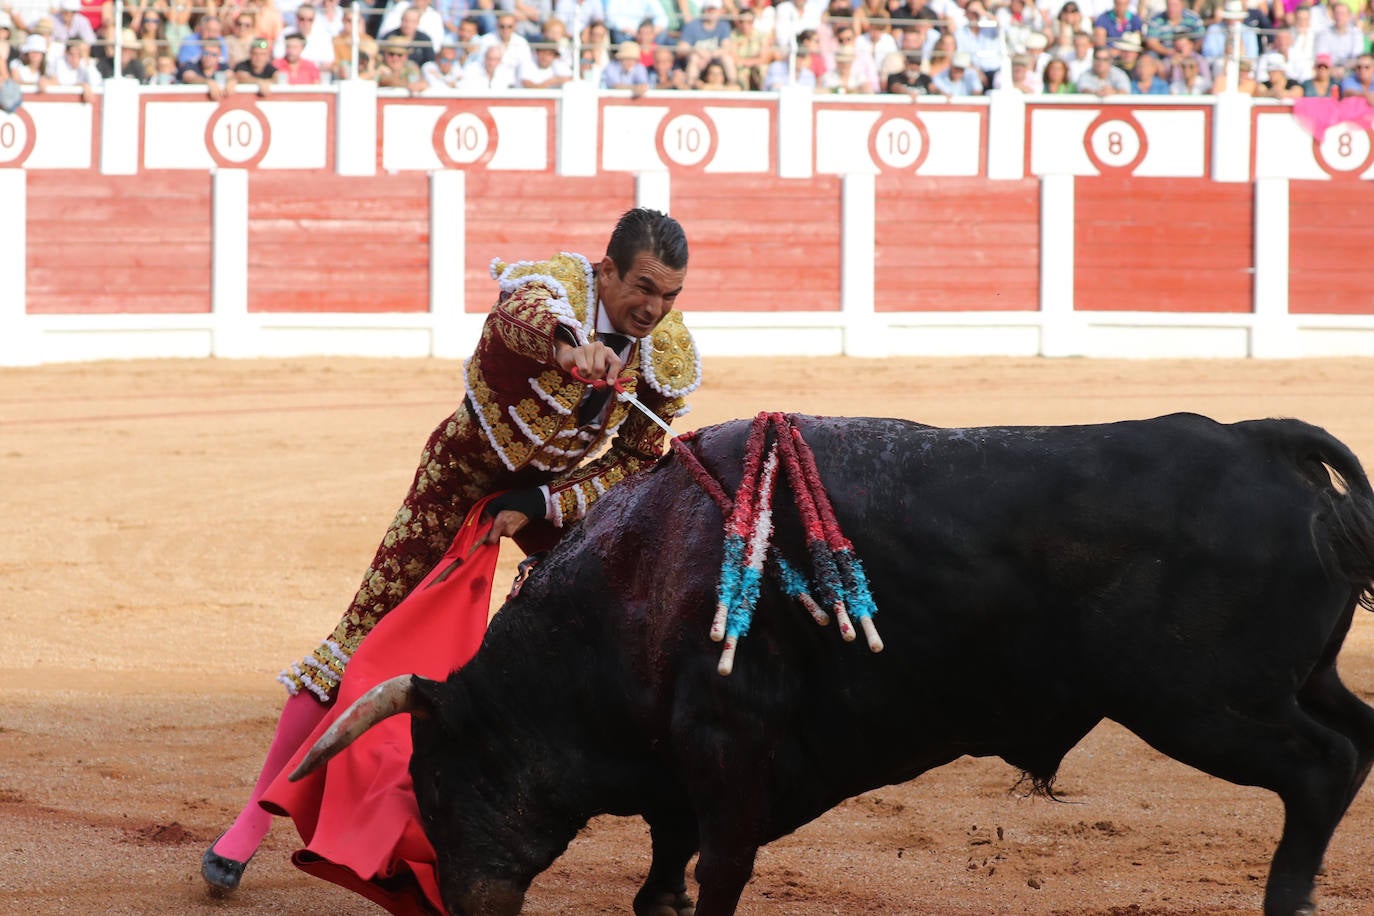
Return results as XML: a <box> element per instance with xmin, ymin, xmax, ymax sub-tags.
<box><xmin>11</xmin><ymin>34</ymin><xmax>47</xmax><ymax>86</ymax></box>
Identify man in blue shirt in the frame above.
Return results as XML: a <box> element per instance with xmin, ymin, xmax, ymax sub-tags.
<box><xmin>601</xmin><ymin>39</ymin><xmax>651</xmax><ymax>87</ymax></box>
<box><xmin>932</xmin><ymin>50</ymin><xmax>984</xmax><ymax>95</ymax></box>
<box><xmin>1093</xmin><ymin>0</ymin><xmax>1142</xmax><ymax>43</ymax></box>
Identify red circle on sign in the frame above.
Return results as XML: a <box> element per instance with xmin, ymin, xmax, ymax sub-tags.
<box><xmin>866</xmin><ymin>115</ymin><xmax>931</xmax><ymax>174</ymax></box>
<box><xmin>654</xmin><ymin>111</ymin><xmax>718</xmax><ymax>173</ymax></box>
<box><xmin>431</xmin><ymin>107</ymin><xmax>500</xmax><ymax>169</ymax></box>
<box><xmin>204</xmin><ymin>99</ymin><xmax>272</xmax><ymax>169</ymax></box>
<box><xmin>1312</xmin><ymin>126</ymin><xmax>1374</xmax><ymax>181</ymax></box>
<box><xmin>0</xmin><ymin>106</ymin><xmax>38</xmax><ymax>169</ymax></box>
<box><xmin>1083</xmin><ymin>110</ymin><xmax>1149</xmax><ymax>175</ymax></box>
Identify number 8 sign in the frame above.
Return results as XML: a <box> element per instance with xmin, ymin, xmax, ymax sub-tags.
<box><xmin>0</xmin><ymin>107</ymin><xmax>37</xmax><ymax>168</ymax></box>
<box><xmin>204</xmin><ymin>101</ymin><xmax>272</xmax><ymax>169</ymax></box>
<box><xmin>1313</xmin><ymin>124</ymin><xmax>1374</xmax><ymax>180</ymax></box>
<box><xmin>1083</xmin><ymin>110</ymin><xmax>1147</xmax><ymax>175</ymax></box>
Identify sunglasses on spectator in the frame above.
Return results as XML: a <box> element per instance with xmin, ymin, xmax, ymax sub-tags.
<box><xmin>385</xmin><ymin>50</ymin><xmax>406</xmax><ymax>56</ymax></box>
<box><xmin>297</xmin><ymin>13</ymin><xmax>314</xmax><ymax>20</ymax></box>
<box><xmin>1315</xmin><ymin>62</ymin><xmax>1329</xmax><ymax>68</ymax></box>
<box><xmin>1358</xmin><ymin>63</ymin><xmax>1374</xmax><ymax>69</ymax></box>
<box><xmin>237</xmin><ymin>19</ymin><xmax>253</xmax><ymax>26</ymax></box>
<box><xmin>1094</xmin><ymin>53</ymin><xmax>1112</xmax><ymax>60</ymax></box>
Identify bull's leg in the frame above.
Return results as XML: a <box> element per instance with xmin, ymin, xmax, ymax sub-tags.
<box><xmin>1126</xmin><ymin>701</ymin><xmax>1356</xmax><ymax>916</ymax></box>
<box><xmin>691</xmin><ymin>837</ymin><xmax>759</xmax><ymax>916</ymax></box>
<box><xmin>1300</xmin><ymin>664</ymin><xmax>1374</xmax><ymax>817</ymax></box>
<box><xmin>634</xmin><ymin>812</ymin><xmax>699</xmax><ymax>916</ymax></box>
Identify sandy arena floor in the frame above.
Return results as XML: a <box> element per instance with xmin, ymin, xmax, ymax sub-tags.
<box><xmin>2</xmin><ymin>355</ymin><xmax>1373</xmax><ymax>915</ymax></box>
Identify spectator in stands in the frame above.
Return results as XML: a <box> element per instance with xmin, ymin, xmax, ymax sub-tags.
<box><xmin>1316</xmin><ymin>1</ymin><xmax>1364</xmax><ymax>66</ymax></box>
<box><xmin>275</xmin><ymin>3</ymin><xmax>334</xmax><ymax>69</ymax></box>
<box><xmin>1201</xmin><ymin>2</ymin><xmax>1259</xmax><ymax>60</ymax></box>
<box><xmin>1169</xmin><ymin>50</ymin><xmax>1212</xmax><ymax>90</ymax></box>
<box><xmin>729</xmin><ymin>10</ymin><xmax>768</xmax><ymax>90</ymax></box>
<box><xmin>677</xmin><ymin>0</ymin><xmax>735</xmax><ymax>83</ymax></box>
<box><xmin>1211</xmin><ymin>55</ymin><xmax>1260</xmax><ymax>92</ymax></box>
<box><xmin>11</xmin><ymin>33</ymin><xmax>46</xmax><ymax>85</ymax></box>
<box><xmin>0</xmin><ymin>13</ymin><xmax>16</xmax><ymax>65</ymax></box>
<box><xmin>998</xmin><ymin>0</ymin><xmax>1049</xmax><ymax>53</ymax></box>
<box><xmin>540</xmin><ymin>16</ymin><xmax>574</xmax><ymax>65</ymax></box>
<box><xmin>1144</xmin><ymin>0</ymin><xmax>1203</xmax><ymax>57</ymax></box>
<box><xmin>439</xmin><ymin>0</ymin><xmax>497</xmax><ymax>40</ymax></box>
<box><xmin>897</xmin><ymin>9</ymin><xmax>939</xmax><ymax>70</ymax></box>
<box><xmin>830</xmin><ymin>20</ymin><xmax>880</xmax><ymax>87</ymax></box>
<box><xmin>692</xmin><ymin>55</ymin><xmax>739</xmax><ymax>88</ymax></box>
<box><xmin>763</xmin><ymin>41</ymin><xmax>817</xmax><ymax>87</ymax></box>
<box><xmin>1302</xmin><ymin>50</ymin><xmax>1338</xmax><ymax>93</ymax></box>
<box><xmin>577</xmin><ymin>41</ymin><xmax>603</xmax><ymax>81</ymax></box>
<box><xmin>858</xmin><ymin>16</ymin><xmax>898</xmax><ymax>69</ymax></box>
<box><xmin>227</xmin><ymin>11</ymin><xmax>258</xmax><ymax>66</ymax></box>
<box><xmin>377</xmin><ymin>37</ymin><xmax>429</xmax><ymax>87</ymax></box>
<box><xmin>96</xmin><ymin>27</ymin><xmax>148</xmax><ymax>80</ymax></box>
<box><xmin>1256</xmin><ymin>27</ymin><xmax>1295</xmax><ymax>81</ymax></box>
<box><xmin>1259</xmin><ymin>63</ymin><xmax>1304</xmax><ymax>94</ymax></box>
<box><xmin>931</xmin><ymin>49</ymin><xmax>983</xmax><ymax>93</ymax></box>
<box><xmin>585</xmin><ymin>18</ymin><xmax>612</xmax><ymax>66</ymax></box>
<box><xmin>379</xmin><ymin>0</ymin><xmax>446</xmax><ymax>50</ymax></box>
<box><xmin>518</xmin><ymin>39</ymin><xmax>572</xmax><ymax>84</ymax></box>
<box><xmin>1287</xmin><ymin>5</ymin><xmax>1318</xmax><ymax>76</ymax></box>
<box><xmin>382</xmin><ymin>7</ymin><xmax>436</xmax><ymax>65</ymax></box>
<box><xmin>512</xmin><ymin>0</ymin><xmax>555</xmax><ymax>40</ymax></box>
<box><xmin>477</xmin><ymin>11</ymin><xmax>532</xmax><ymax>71</ymax></box>
<box><xmin>149</xmin><ymin>53</ymin><xmax>178</xmax><ymax>83</ymax></box>
<box><xmin>1339</xmin><ymin>50</ymin><xmax>1374</xmax><ymax>99</ymax></box>
<box><xmin>178</xmin><ymin>16</ymin><xmax>229</xmax><ymax>68</ymax></box>
<box><xmin>646</xmin><ymin>44</ymin><xmax>685</xmax><ymax>86</ymax></box>
<box><xmin>332</xmin><ymin>5</ymin><xmax>365</xmax><ymax>70</ymax></box>
<box><xmin>1076</xmin><ymin>44</ymin><xmax>1130</xmax><ymax>92</ymax></box>
<box><xmin>231</xmin><ymin>35</ymin><xmax>278</xmax><ymax>88</ymax></box>
<box><xmin>1055</xmin><ymin>1</ymin><xmax>1089</xmax><ymax>38</ymax></box>
<box><xmin>1093</xmin><ymin>0</ymin><xmax>1142</xmax><ymax>44</ymax></box>
<box><xmin>180</xmin><ymin>38</ymin><xmax>228</xmax><ymax>97</ymax></box>
<box><xmin>134</xmin><ymin>10</ymin><xmax>165</xmax><ymax>66</ymax></box>
<box><xmin>1062</xmin><ymin>27</ymin><xmax>1095</xmax><ymax>80</ymax></box>
<box><xmin>1042</xmin><ymin>55</ymin><xmax>1075</xmax><ymax>91</ymax></box>
<box><xmin>554</xmin><ymin>0</ymin><xmax>606</xmax><ymax>42</ymax></box>
<box><xmin>994</xmin><ymin>51</ymin><xmax>1043</xmax><ymax>90</ymax></box>
<box><xmin>954</xmin><ymin>1</ymin><xmax>1003</xmax><ymax>86</ymax></box>
<box><xmin>885</xmin><ymin>48</ymin><xmax>933</xmax><ymax>93</ymax></box>
<box><xmin>1111</xmin><ymin>32</ymin><xmax>1143</xmax><ymax>71</ymax></box>
<box><xmin>1164</xmin><ymin>31</ymin><xmax>1207</xmax><ymax>82</ymax></box>
<box><xmin>603</xmin><ymin>0</ymin><xmax>666</xmax><ymax>42</ymax></box>
<box><xmin>318</xmin><ymin>0</ymin><xmax>345</xmax><ymax>36</ymax></box>
<box><xmin>1130</xmin><ymin>50</ymin><xmax>1169</xmax><ymax>91</ymax></box>
<box><xmin>464</xmin><ymin>40</ymin><xmax>518</xmax><ymax>85</ymax></box>
<box><xmin>630</xmin><ymin>17</ymin><xmax>660</xmax><ymax>65</ymax></box>
<box><xmin>422</xmin><ymin>39</ymin><xmax>464</xmax><ymax>84</ymax></box>
<box><xmin>818</xmin><ymin>45</ymin><xmax>866</xmax><ymax>90</ymax></box>
<box><xmin>50</xmin><ymin>0</ymin><xmax>95</xmax><ymax>49</ymax></box>
<box><xmin>600</xmin><ymin>37</ymin><xmax>649</xmax><ymax>85</ymax></box>
<box><xmin>274</xmin><ymin>30</ymin><xmax>322</xmax><ymax>80</ymax></box>
<box><xmin>241</xmin><ymin>0</ymin><xmax>286</xmax><ymax>44</ymax></box>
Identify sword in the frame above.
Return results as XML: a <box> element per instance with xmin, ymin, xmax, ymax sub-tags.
<box><xmin>572</xmin><ymin>367</ymin><xmax>677</xmax><ymax>438</ymax></box>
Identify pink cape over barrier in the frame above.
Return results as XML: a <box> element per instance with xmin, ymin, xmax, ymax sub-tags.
<box><xmin>1292</xmin><ymin>96</ymin><xmax>1374</xmax><ymax>143</ymax></box>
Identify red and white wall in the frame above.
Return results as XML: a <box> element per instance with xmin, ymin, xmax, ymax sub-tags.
<box><xmin>1</xmin><ymin>81</ymin><xmax>1371</xmax><ymax>365</ymax></box>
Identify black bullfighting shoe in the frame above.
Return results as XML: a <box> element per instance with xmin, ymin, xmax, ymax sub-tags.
<box><xmin>201</xmin><ymin>832</ymin><xmax>251</xmax><ymax>894</ymax></box>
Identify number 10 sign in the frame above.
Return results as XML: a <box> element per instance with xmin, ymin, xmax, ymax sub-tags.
<box><xmin>205</xmin><ymin>101</ymin><xmax>272</xmax><ymax>169</ymax></box>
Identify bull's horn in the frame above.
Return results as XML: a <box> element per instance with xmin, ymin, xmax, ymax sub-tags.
<box><xmin>288</xmin><ymin>674</ymin><xmax>420</xmax><ymax>781</ymax></box>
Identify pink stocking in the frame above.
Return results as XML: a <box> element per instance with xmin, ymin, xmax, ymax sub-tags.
<box><xmin>213</xmin><ymin>691</ymin><xmax>329</xmax><ymax>862</ymax></box>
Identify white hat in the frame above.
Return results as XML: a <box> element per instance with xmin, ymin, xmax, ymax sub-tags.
<box><xmin>21</xmin><ymin>33</ymin><xmax>47</xmax><ymax>54</ymax></box>
<box><xmin>0</xmin><ymin>11</ymin><xmax>13</xmax><ymax>28</ymax></box>
<box><xmin>1024</xmin><ymin>31</ymin><xmax>1048</xmax><ymax>50</ymax></box>
<box><xmin>60</xmin><ymin>0</ymin><xmax>81</xmax><ymax>12</ymax></box>
<box><xmin>951</xmin><ymin>50</ymin><xmax>972</xmax><ymax>68</ymax></box>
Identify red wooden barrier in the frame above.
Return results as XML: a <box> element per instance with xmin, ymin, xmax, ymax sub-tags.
<box><xmin>26</xmin><ymin>172</ymin><xmax>211</xmax><ymax>315</ymax></box>
<box><xmin>1288</xmin><ymin>181</ymin><xmax>1374</xmax><ymax>315</ymax></box>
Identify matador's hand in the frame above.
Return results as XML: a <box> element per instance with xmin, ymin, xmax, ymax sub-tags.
<box><xmin>555</xmin><ymin>339</ymin><xmax>623</xmax><ymax>384</ymax></box>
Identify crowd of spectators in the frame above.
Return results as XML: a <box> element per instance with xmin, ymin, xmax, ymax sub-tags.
<box><xmin>1</xmin><ymin>0</ymin><xmax>1372</xmax><ymax>99</ymax></box>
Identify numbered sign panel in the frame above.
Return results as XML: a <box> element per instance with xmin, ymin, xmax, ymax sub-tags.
<box><xmin>867</xmin><ymin>116</ymin><xmax>930</xmax><ymax>173</ymax></box>
<box><xmin>204</xmin><ymin>101</ymin><xmax>272</xmax><ymax>169</ymax></box>
<box><xmin>1314</xmin><ymin>124</ymin><xmax>1374</xmax><ymax>180</ymax></box>
<box><xmin>655</xmin><ymin>112</ymin><xmax>717</xmax><ymax>172</ymax></box>
<box><xmin>1084</xmin><ymin>111</ymin><xmax>1147</xmax><ymax>174</ymax></box>
<box><xmin>431</xmin><ymin>109</ymin><xmax>499</xmax><ymax>169</ymax></box>
<box><xmin>0</xmin><ymin>108</ymin><xmax>37</xmax><ymax>168</ymax></box>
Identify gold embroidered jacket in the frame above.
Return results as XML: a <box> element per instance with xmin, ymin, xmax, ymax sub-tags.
<box><xmin>467</xmin><ymin>252</ymin><xmax>702</xmax><ymax>527</ymax></box>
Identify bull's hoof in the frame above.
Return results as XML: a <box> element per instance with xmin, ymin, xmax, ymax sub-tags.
<box><xmin>635</xmin><ymin>889</ymin><xmax>695</xmax><ymax>916</ymax></box>
<box><xmin>201</xmin><ymin>833</ymin><xmax>250</xmax><ymax>895</ymax></box>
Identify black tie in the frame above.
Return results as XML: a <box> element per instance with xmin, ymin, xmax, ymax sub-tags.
<box><xmin>576</xmin><ymin>333</ymin><xmax>632</xmax><ymax>426</ymax></box>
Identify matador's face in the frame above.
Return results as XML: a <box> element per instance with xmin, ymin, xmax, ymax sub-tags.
<box><xmin>597</xmin><ymin>253</ymin><xmax>685</xmax><ymax>339</ymax></box>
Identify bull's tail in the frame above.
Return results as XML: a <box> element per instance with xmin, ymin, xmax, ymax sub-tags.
<box><xmin>1240</xmin><ymin>419</ymin><xmax>1374</xmax><ymax>611</ymax></box>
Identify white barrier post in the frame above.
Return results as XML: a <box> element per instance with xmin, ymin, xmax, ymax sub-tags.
<box><xmin>335</xmin><ymin>78</ymin><xmax>378</xmax><ymax>176</ymax></box>
<box><xmin>776</xmin><ymin>83</ymin><xmax>813</xmax><ymax>179</ymax></box>
<box><xmin>1039</xmin><ymin>173</ymin><xmax>1081</xmax><ymax>357</ymax></box>
<box><xmin>840</xmin><ymin>172</ymin><xmax>881</xmax><ymax>357</ymax></box>
<box><xmin>635</xmin><ymin>170</ymin><xmax>671</xmax><ymax>213</ymax></box>
<box><xmin>1251</xmin><ymin>176</ymin><xmax>1294</xmax><ymax>357</ymax></box>
<box><xmin>211</xmin><ymin>169</ymin><xmax>251</xmax><ymax>357</ymax></box>
<box><xmin>0</xmin><ymin>170</ymin><xmax>33</xmax><ymax>365</ymax></box>
<box><xmin>557</xmin><ymin>78</ymin><xmax>599</xmax><ymax>177</ymax></box>
<box><xmin>430</xmin><ymin>169</ymin><xmax>469</xmax><ymax>359</ymax></box>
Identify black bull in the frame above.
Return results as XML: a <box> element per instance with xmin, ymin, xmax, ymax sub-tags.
<box><xmin>295</xmin><ymin>413</ymin><xmax>1374</xmax><ymax>916</ymax></box>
